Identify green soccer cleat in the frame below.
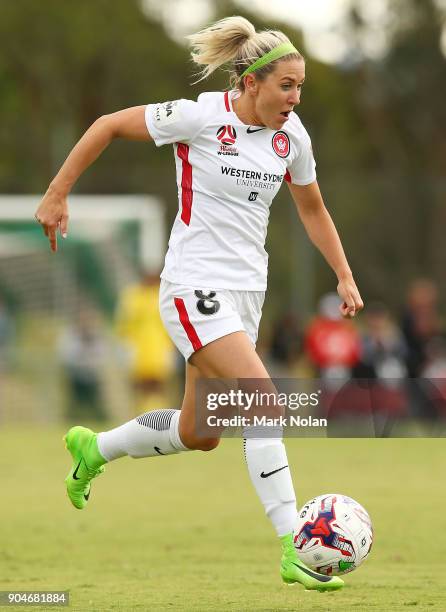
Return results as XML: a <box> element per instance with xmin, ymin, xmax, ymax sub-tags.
<box><xmin>63</xmin><ymin>426</ymin><xmax>107</xmax><ymax>510</ymax></box>
<box><xmin>280</xmin><ymin>533</ymin><xmax>344</xmax><ymax>592</ymax></box>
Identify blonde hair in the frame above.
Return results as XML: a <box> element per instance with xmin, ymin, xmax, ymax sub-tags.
<box><xmin>187</xmin><ymin>16</ymin><xmax>303</xmax><ymax>89</ymax></box>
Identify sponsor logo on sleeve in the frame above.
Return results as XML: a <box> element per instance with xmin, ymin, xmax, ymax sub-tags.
<box><xmin>154</xmin><ymin>100</ymin><xmax>181</xmax><ymax>126</ymax></box>
<box><xmin>272</xmin><ymin>131</ymin><xmax>290</xmax><ymax>158</ymax></box>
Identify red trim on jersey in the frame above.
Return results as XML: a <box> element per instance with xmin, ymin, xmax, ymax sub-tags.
<box><xmin>174</xmin><ymin>297</ymin><xmax>203</xmax><ymax>352</ymax></box>
<box><xmin>224</xmin><ymin>91</ymin><xmax>231</xmax><ymax>112</ymax></box>
<box><xmin>176</xmin><ymin>143</ymin><xmax>193</xmax><ymax>225</ymax></box>
<box><xmin>284</xmin><ymin>170</ymin><xmax>291</xmax><ymax>183</ymax></box>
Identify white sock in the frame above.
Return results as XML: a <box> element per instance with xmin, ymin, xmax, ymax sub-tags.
<box><xmin>243</xmin><ymin>436</ymin><xmax>298</xmax><ymax>537</ymax></box>
<box><xmin>97</xmin><ymin>409</ymin><xmax>189</xmax><ymax>461</ymax></box>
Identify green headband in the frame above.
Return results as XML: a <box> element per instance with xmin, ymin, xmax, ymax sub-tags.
<box><xmin>240</xmin><ymin>42</ymin><xmax>299</xmax><ymax>78</ymax></box>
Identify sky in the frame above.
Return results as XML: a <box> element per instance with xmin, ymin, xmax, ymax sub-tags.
<box><xmin>142</xmin><ymin>0</ymin><xmax>392</xmax><ymax>64</ymax></box>
<box><xmin>245</xmin><ymin>0</ymin><xmax>390</xmax><ymax>62</ymax></box>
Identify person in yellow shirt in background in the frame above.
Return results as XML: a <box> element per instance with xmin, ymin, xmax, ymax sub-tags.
<box><xmin>116</xmin><ymin>270</ymin><xmax>176</xmax><ymax>415</ymax></box>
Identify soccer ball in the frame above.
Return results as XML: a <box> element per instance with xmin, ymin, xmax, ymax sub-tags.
<box><xmin>293</xmin><ymin>493</ymin><xmax>373</xmax><ymax>575</ymax></box>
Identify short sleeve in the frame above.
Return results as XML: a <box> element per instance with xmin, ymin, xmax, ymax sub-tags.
<box><xmin>145</xmin><ymin>99</ymin><xmax>202</xmax><ymax>147</ymax></box>
<box><xmin>286</xmin><ymin>126</ymin><xmax>317</xmax><ymax>186</ymax></box>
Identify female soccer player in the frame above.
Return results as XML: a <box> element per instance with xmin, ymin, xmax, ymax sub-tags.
<box><xmin>35</xmin><ymin>16</ymin><xmax>363</xmax><ymax>592</ymax></box>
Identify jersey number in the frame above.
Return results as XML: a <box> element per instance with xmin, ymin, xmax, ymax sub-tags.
<box><xmin>195</xmin><ymin>290</ymin><xmax>220</xmax><ymax>315</ymax></box>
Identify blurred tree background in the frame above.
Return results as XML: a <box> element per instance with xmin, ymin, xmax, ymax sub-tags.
<box><xmin>0</xmin><ymin>0</ymin><xmax>445</xmax><ymax>322</ymax></box>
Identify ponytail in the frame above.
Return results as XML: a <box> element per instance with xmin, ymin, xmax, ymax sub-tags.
<box><xmin>187</xmin><ymin>16</ymin><xmax>302</xmax><ymax>89</ymax></box>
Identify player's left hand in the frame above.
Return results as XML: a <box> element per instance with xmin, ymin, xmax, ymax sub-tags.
<box><xmin>34</xmin><ymin>185</ymin><xmax>69</xmax><ymax>253</ymax></box>
<box><xmin>337</xmin><ymin>276</ymin><xmax>364</xmax><ymax>318</ymax></box>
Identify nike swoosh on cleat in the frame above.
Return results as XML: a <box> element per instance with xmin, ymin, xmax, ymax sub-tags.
<box><xmin>247</xmin><ymin>126</ymin><xmax>266</xmax><ymax>134</ymax></box>
<box><xmin>154</xmin><ymin>446</ymin><xmax>165</xmax><ymax>455</ymax></box>
<box><xmin>260</xmin><ymin>465</ymin><xmax>288</xmax><ymax>478</ymax></box>
<box><xmin>84</xmin><ymin>491</ymin><xmax>90</xmax><ymax>501</ymax></box>
<box><xmin>73</xmin><ymin>459</ymin><xmax>82</xmax><ymax>480</ymax></box>
<box><xmin>291</xmin><ymin>562</ymin><xmax>332</xmax><ymax>582</ymax></box>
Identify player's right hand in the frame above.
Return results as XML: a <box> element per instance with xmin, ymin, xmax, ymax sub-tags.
<box><xmin>337</xmin><ymin>276</ymin><xmax>364</xmax><ymax>318</ymax></box>
<box><xmin>34</xmin><ymin>186</ymin><xmax>69</xmax><ymax>253</ymax></box>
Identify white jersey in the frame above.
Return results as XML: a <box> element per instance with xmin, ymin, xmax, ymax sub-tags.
<box><xmin>145</xmin><ymin>90</ymin><xmax>316</xmax><ymax>291</ymax></box>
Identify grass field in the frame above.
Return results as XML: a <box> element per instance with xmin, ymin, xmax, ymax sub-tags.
<box><xmin>0</xmin><ymin>425</ymin><xmax>444</xmax><ymax>611</ymax></box>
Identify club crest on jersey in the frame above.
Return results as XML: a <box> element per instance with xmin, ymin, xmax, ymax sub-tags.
<box><xmin>272</xmin><ymin>131</ymin><xmax>290</xmax><ymax>158</ymax></box>
<box><xmin>217</xmin><ymin>125</ymin><xmax>239</xmax><ymax>156</ymax></box>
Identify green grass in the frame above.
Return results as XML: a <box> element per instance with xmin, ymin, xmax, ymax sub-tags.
<box><xmin>0</xmin><ymin>426</ymin><xmax>444</xmax><ymax>611</ymax></box>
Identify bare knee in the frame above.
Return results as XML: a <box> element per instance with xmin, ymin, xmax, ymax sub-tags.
<box><xmin>183</xmin><ymin>435</ymin><xmax>221</xmax><ymax>452</ymax></box>
<box><xmin>197</xmin><ymin>437</ymin><xmax>220</xmax><ymax>452</ymax></box>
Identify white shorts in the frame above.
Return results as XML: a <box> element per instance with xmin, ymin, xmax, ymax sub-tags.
<box><xmin>159</xmin><ymin>279</ymin><xmax>265</xmax><ymax>360</ymax></box>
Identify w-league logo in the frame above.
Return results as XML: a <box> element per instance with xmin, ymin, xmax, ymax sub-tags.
<box><xmin>272</xmin><ymin>131</ymin><xmax>290</xmax><ymax>158</ymax></box>
<box><xmin>217</xmin><ymin>125</ymin><xmax>237</xmax><ymax>146</ymax></box>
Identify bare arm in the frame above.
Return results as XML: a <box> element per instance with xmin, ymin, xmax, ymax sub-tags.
<box><xmin>287</xmin><ymin>180</ymin><xmax>364</xmax><ymax>318</ymax></box>
<box><xmin>35</xmin><ymin>106</ymin><xmax>151</xmax><ymax>252</ymax></box>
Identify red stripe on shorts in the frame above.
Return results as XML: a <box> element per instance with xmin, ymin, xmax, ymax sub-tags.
<box><xmin>174</xmin><ymin>297</ymin><xmax>203</xmax><ymax>352</ymax></box>
<box><xmin>284</xmin><ymin>170</ymin><xmax>291</xmax><ymax>183</ymax></box>
<box><xmin>224</xmin><ymin>90</ymin><xmax>231</xmax><ymax>112</ymax></box>
<box><xmin>176</xmin><ymin>143</ymin><xmax>193</xmax><ymax>225</ymax></box>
